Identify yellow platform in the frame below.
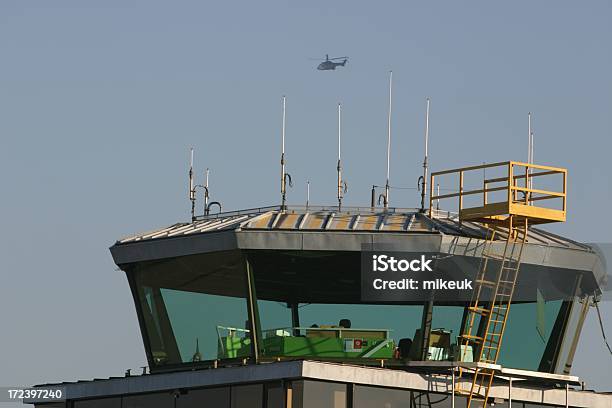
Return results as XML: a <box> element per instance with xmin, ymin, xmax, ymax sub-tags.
<box><xmin>430</xmin><ymin>161</ymin><xmax>566</xmax><ymax>225</ymax></box>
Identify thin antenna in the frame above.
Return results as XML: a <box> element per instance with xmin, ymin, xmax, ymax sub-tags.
<box><xmin>306</xmin><ymin>180</ymin><xmax>310</xmax><ymax>209</ymax></box>
<box><xmin>384</xmin><ymin>71</ymin><xmax>393</xmax><ymax>209</ymax></box>
<box><xmin>419</xmin><ymin>98</ymin><xmax>430</xmax><ymax>212</ymax></box>
<box><xmin>203</xmin><ymin>168</ymin><xmax>210</xmax><ymax>215</ymax></box>
<box><xmin>189</xmin><ymin>147</ymin><xmax>196</xmax><ymax>222</ymax></box>
<box><xmin>529</xmin><ymin>115</ymin><xmax>535</xmax><ymax>164</ymax></box>
<box><xmin>337</xmin><ymin>103</ymin><xmax>347</xmax><ymax>211</ymax></box>
<box><xmin>280</xmin><ymin>96</ymin><xmax>292</xmax><ymax>210</ymax></box>
<box><xmin>528</xmin><ymin>112</ymin><xmax>532</xmax><ymax>165</ymax></box>
<box><xmin>528</xmin><ymin>112</ymin><xmax>534</xmax><ymax>200</ymax></box>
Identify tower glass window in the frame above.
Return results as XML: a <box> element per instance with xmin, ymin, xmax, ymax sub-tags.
<box><xmin>131</xmin><ymin>251</ymin><xmax>252</xmax><ymax>366</ymax></box>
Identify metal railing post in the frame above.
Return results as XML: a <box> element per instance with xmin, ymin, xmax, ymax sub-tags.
<box><xmin>459</xmin><ymin>171</ymin><xmax>464</xmax><ymax>216</ymax></box>
<box><xmin>483</xmin><ymin>178</ymin><xmax>487</xmax><ymax>207</ymax></box>
<box><xmin>429</xmin><ymin>174</ymin><xmax>435</xmax><ymax>217</ymax></box>
<box><xmin>563</xmin><ymin>170</ymin><xmax>567</xmax><ymax>214</ymax></box>
<box><xmin>525</xmin><ymin>165</ymin><xmax>530</xmax><ymax>205</ymax></box>
<box><xmin>509</xmin><ymin>377</ymin><xmax>512</xmax><ymax>408</ymax></box>
<box><xmin>451</xmin><ymin>369</ymin><xmax>455</xmax><ymax>408</ymax></box>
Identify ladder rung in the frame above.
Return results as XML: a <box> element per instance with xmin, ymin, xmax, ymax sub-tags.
<box><xmin>476</xmin><ymin>279</ymin><xmax>497</xmax><ymax>287</ymax></box>
<box><xmin>484</xmin><ymin>335</ymin><xmax>501</xmax><ymax>342</ymax></box>
<box><xmin>461</xmin><ymin>334</ymin><xmax>483</xmax><ymax>342</ymax></box>
<box><xmin>484</xmin><ymin>254</ymin><xmax>503</xmax><ymax>260</ymax></box>
<box><xmin>468</xmin><ymin>306</ymin><xmax>490</xmax><ymax>315</ymax></box>
<box><xmin>489</xmin><ymin>313</ymin><xmax>506</xmax><ymax>319</ymax></box>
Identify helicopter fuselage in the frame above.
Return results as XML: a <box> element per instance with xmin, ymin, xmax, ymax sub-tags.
<box><xmin>317</xmin><ymin>59</ymin><xmax>347</xmax><ymax>71</ymax></box>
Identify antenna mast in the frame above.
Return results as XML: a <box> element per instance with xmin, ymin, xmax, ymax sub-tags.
<box><xmin>528</xmin><ymin>112</ymin><xmax>534</xmax><ymax>193</ymax></box>
<box><xmin>203</xmin><ymin>168</ymin><xmax>210</xmax><ymax>215</ymax></box>
<box><xmin>189</xmin><ymin>147</ymin><xmax>196</xmax><ymax>222</ymax></box>
<box><xmin>525</xmin><ymin>112</ymin><xmax>534</xmax><ymax>204</ymax></box>
<box><xmin>384</xmin><ymin>71</ymin><xmax>393</xmax><ymax>209</ymax></box>
<box><xmin>419</xmin><ymin>98</ymin><xmax>430</xmax><ymax>212</ymax></box>
<box><xmin>306</xmin><ymin>181</ymin><xmax>310</xmax><ymax>209</ymax></box>
<box><xmin>280</xmin><ymin>96</ymin><xmax>290</xmax><ymax>210</ymax></box>
<box><xmin>337</xmin><ymin>103</ymin><xmax>347</xmax><ymax>211</ymax></box>
<box><xmin>281</xmin><ymin>95</ymin><xmax>293</xmax><ymax>211</ymax></box>
<box><xmin>528</xmin><ymin>112</ymin><xmax>532</xmax><ymax>165</ymax></box>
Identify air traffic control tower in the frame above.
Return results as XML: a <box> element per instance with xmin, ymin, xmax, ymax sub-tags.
<box><xmin>28</xmin><ymin>161</ymin><xmax>611</xmax><ymax>408</ymax></box>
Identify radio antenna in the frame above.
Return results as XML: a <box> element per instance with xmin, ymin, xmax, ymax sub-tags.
<box><xmin>419</xmin><ymin>98</ymin><xmax>430</xmax><ymax>212</ymax></box>
<box><xmin>383</xmin><ymin>71</ymin><xmax>393</xmax><ymax>209</ymax></box>
<box><xmin>528</xmin><ymin>112</ymin><xmax>534</xmax><ymax>194</ymax></box>
<box><xmin>280</xmin><ymin>96</ymin><xmax>292</xmax><ymax>210</ymax></box>
<box><xmin>306</xmin><ymin>180</ymin><xmax>310</xmax><ymax>209</ymax></box>
<box><xmin>528</xmin><ymin>112</ymin><xmax>532</xmax><ymax>165</ymax></box>
<box><xmin>189</xmin><ymin>147</ymin><xmax>196</xmax><ymax>222</ymax></box>
<box><xmin>337</xmin><ymin>103</ymin><xmax>347</xmax><ymax>211</ymax></box>
<box><xmin>203</xmin><ymin>168</ymin><xmax>210</xmax><ymax>215</ymax></box>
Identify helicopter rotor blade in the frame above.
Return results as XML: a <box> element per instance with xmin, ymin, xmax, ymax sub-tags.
<box><xmin>330</xmin><ymin>57</ymin><xmax>348</xmax><ymax>60</ymax></box>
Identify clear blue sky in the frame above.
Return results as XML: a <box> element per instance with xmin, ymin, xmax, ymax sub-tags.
<box><xmin>1</xmin><ymin>0</ymin><xmax>611</xmax><ymax>400</ymax></box>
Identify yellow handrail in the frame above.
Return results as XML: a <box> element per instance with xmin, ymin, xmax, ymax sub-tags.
<box><xmin>429</xmin><ymin>161</ymin><xmax>566</xmax><ymax>223</ymax></box>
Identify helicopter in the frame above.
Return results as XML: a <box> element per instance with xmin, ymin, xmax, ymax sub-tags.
<box><xmin>314</xmin><ymin>54</ymin><xmax>348</xmax><ymax>71</ymax></box>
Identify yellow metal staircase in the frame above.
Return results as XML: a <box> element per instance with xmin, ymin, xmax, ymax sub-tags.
<box><xmin>457</xmin><ymin>219</ymin><xmax>527</xmax><ymax>405</ymax></box>
<box><xmin>429</xmin><ymin>161</ymin><xmax>567</xmax><ymax>407</ymax></box>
